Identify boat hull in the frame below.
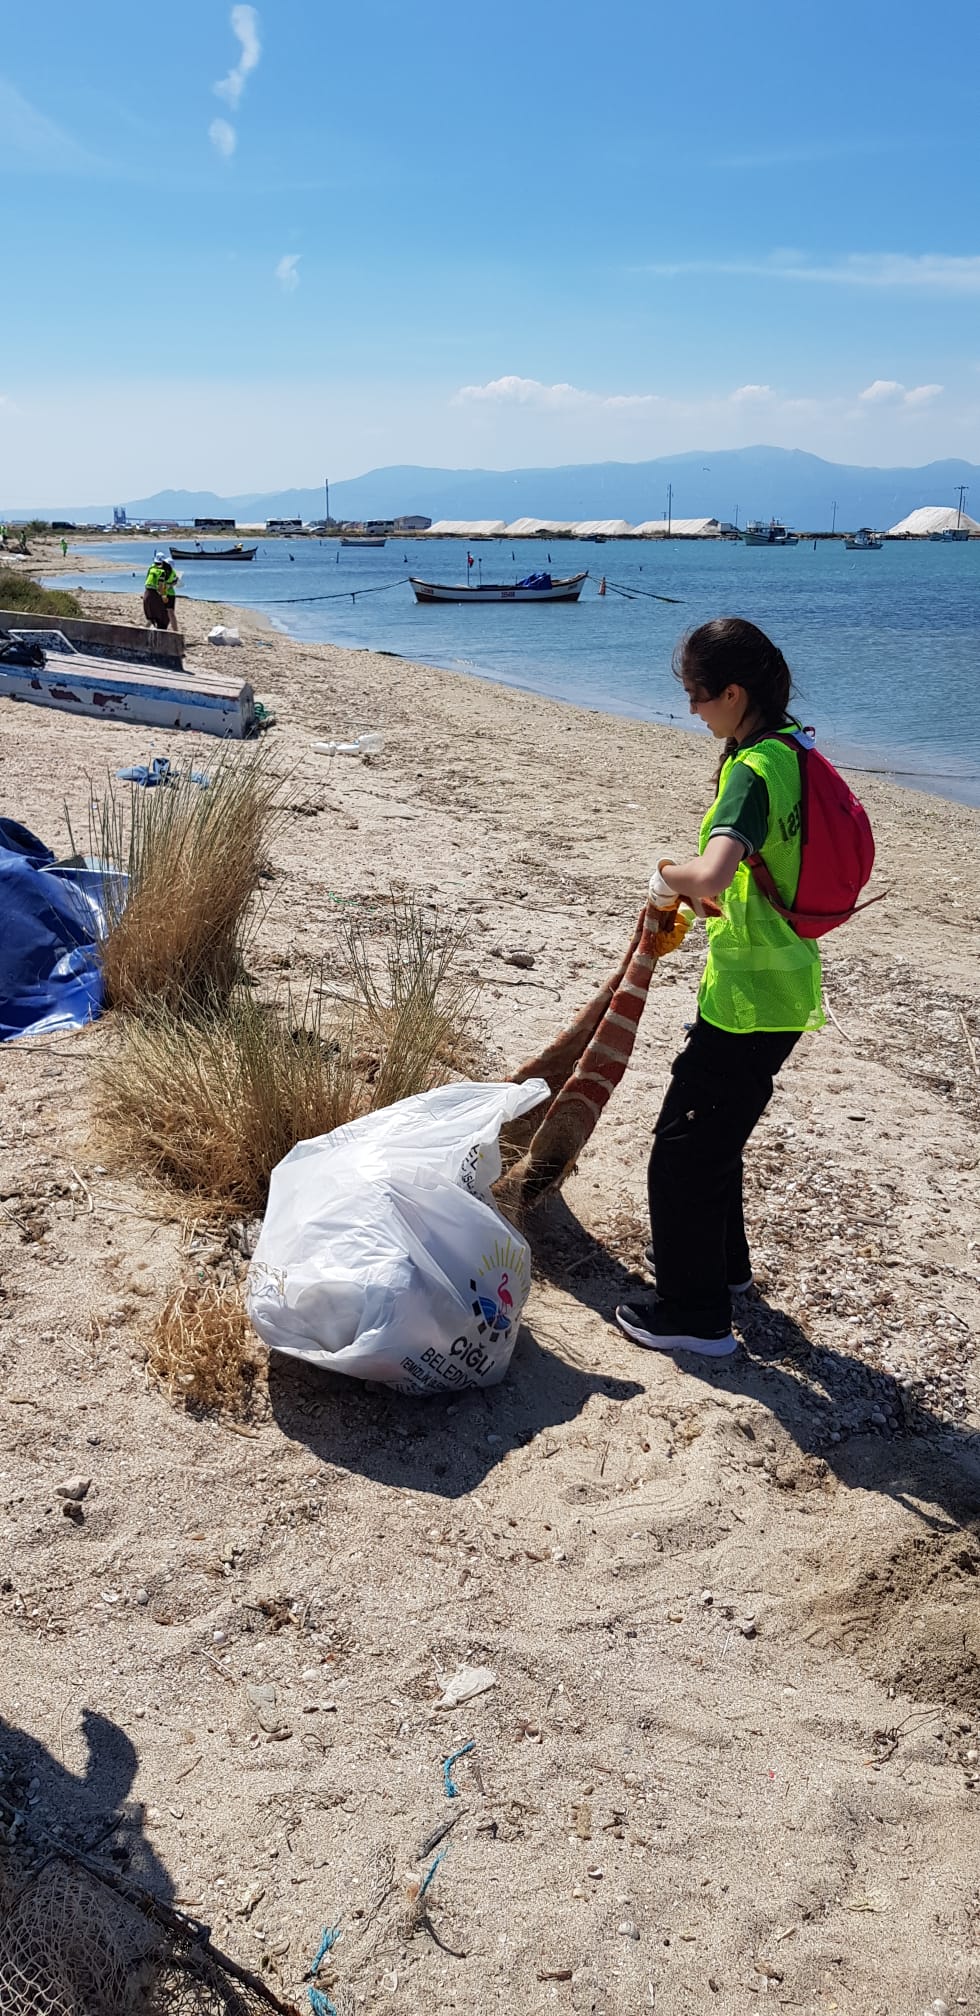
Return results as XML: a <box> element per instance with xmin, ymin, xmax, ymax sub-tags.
<box><xmin>410</xmin><ymin>573</ymin><xmax>587</xmax><ymax>604</ymax></box>
<box><xmin>0</xmin><ymin>648</ymin><xmax>255</xmax><ymax>737</ymax></box>
<box><xmin>341</xmin><ymin>537</ymin><xmax>386</xmax><ymax>547</ymax></box>
<box><xmin>170</xmin><ymin>546</ymin><xmax>257</xmax><ymax>561</ymax></box>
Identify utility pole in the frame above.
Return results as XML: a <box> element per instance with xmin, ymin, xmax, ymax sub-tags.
<box><xmin>831</xmin><ymin>499</ymin><xmax>838</xmax><ymax>535</ymax></box>
<box><xmin>956</xmin><ymin>482</ymin><xmax>967</xmax><ymax>528</ymax></box>
<box><xmin>666</xmin><ymin>482</ymin><xmax>673</xmax><ymax>537</ymax></box>
<box><xmin>324</xmin><ymin>475</ymin><xmax>330</xmax><ymax>526</ymax></box>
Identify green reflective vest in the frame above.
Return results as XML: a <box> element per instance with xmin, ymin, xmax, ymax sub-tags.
<box><xmin>697</xmin><ymin>733</ymin><xmax>824</xmax><ymax>1036</ymax></box>
<box><xmin>145</xmin><ymin>562</ymin><xmax>175</xmax><ymax>597</ymax></box>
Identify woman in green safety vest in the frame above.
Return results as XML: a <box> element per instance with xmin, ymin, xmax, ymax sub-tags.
<box><xmin>616</xmin><ymin>616</ymin><xmax>823</xmax><ymax>1360</ymax></box>
<box><xmin>143</xmin><ymin>550</ymin><xmax>179</xmax><ymax>630</ymax></box>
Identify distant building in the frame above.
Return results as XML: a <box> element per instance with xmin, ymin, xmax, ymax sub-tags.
<box><xmin>194</xmin><ymin>516</ymin><xmax>236</xmax><ymax>533</ymax></box>
<box><xmin>113</xmin><ymin>506</ymin><xmax>128</xmax><ymax>527</ymax></box>
<box><xmin>394</xmin><ymin>515</ymin><xmax>432</xmax><ymax>532</ymax></box>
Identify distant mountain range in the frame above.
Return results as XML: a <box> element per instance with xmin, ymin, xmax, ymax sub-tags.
<box><xmin>5</xmin><ymin>446</ymin><xmax>977</xmax><ymax>531</ymax></box>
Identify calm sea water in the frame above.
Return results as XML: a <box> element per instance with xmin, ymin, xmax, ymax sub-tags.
<box><xmin>58</xmin><ymin>536</ymin><xmax>980</xmax><ymax>806</ymax></box>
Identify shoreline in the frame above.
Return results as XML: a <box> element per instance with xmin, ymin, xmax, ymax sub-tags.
<box><xmin>1</xmin><ymin>569</ymin><xmax>979</xmax><ymax>2009</ymax></box>
<box><xmin>31</xmin><ymin>537</ymin><xmax>980</xmax><ymax>811</ymax></box>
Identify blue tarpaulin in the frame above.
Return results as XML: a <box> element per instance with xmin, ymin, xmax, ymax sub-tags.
<box><xmin>0</xmin><ymin>820</ymin><xmax>116</xmax><ymax>1042</ymax></box>
<box><xmin>515</xmin><ymin>572</ymin><xmax>553</xmax><ymax>591</ymax></box>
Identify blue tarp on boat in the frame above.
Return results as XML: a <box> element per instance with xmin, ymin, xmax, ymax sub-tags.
<box><xmin>515</xmin><ymin>572</ymin><xmax>553</xmax><ymax>591</ymax></box>
<box><xmin>0</xmin><ymin>820</ymin><xmax>115</xmax><ymax>1042</ymax></box>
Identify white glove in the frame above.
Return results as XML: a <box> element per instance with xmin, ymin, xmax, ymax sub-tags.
<box><xmin>649</xmin><ymin>858</ymin><xmax>708</xmax><ymax>920</ymax></box>
<box><xmin>648</xmin><ymin>861</ymin><xmax>679</xmax><ymax>910</ymax></box>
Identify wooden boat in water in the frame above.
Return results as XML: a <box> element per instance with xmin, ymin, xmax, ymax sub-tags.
<box><xmin>341</xmin><ymin>536</ymin><xmax>386</xmax><ymax>548</ymax></box>
<box><xmin>170</xmin><ymin>543</ymin><xmax>257</xmax><ymax>561</ymax></box>
<box><xmin>410</xmin><ymin>571</ymin><xmax>588</xmax><ymax>604</ymax></box>
<box><xmin>742</xmin><ymin>519</ymin><xmax>798</xmax><ymax>547</ymax></box>
<box><xmin>844</xmin><ymin>527</ymin><xmax>883</xmax><ymax>550</ymax></box>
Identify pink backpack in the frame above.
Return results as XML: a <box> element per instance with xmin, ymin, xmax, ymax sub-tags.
<box><xmin>748</xmin><ymin>730</ymin><xmax>880</xmax><ymax>939</ymax></box>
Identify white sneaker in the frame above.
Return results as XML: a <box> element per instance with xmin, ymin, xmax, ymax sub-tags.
<box><xmin>615</xmin><ymin>1297</ymin><xmax>737</xmax><ymax>1358</ymax></box>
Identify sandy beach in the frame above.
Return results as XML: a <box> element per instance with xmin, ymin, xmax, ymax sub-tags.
<box><xmin>2</xmin><ymin>549</ymin><xmax>979</xmax><ymax>2013</ymax></box>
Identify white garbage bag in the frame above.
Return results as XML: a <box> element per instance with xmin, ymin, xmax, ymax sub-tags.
<box><xmin>246</xmin><ymin>1077</ymin><xmax>549</xmax><ymax>1395</ymax></box>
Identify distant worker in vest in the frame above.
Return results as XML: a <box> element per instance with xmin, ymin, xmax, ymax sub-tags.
<box><xmin>143</xmin><ymin>550</ymin><xmax>179</xmax><ymax>630</ymax></box>
<box><xmin>616</xmin><ymin>618</ymin><xmax>827</xmax><ymax>1360</ymax></box>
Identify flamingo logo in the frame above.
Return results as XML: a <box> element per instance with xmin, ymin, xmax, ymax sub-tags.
<box><xmin>469</xmin><ymin>1271</ymin><xmax>517</xmax><ymax>1337</ymax></box>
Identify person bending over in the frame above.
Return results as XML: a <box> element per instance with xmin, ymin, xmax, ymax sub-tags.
<box><xmin>143</xmin><ymin>551</ymin><xmax>179</xmax><ymax>630</ymax></box>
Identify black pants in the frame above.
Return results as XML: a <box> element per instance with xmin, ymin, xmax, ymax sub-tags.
<box><xmin>143</xmin><ymin>588</ymin><xmax>174</xmax><ymax>629</ymax></box>
<box><xmin>648</xmin><ymin>1014</ymin><xmax>800</xmax><ymax>1331</ymax></box>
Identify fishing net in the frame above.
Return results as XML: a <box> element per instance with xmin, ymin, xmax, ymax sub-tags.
<box><xmin>0</xmin><ymin>1854</ymin><xmax>299</xmax><ymax>2016</ymax></box>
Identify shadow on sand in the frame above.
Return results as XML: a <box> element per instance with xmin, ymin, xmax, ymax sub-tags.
<box><xmin>268</xmin><ymin>1190</ymin><xmax>977</xmax><ymax>1526</ymax></box>
<box><xmin>267</xmin><ymin>1312</ymin><xmax>643</xmax><ymax>1500</ymax></box>
<box><xmin>529</xmin><ymin>1194</ymin><xmax>980</xmax><ymax>1531</ymax></box>
<box><xmin>0</xmin><ymin>1707</ymin><xmax>173</xmax><ymax>1899</ymax></box>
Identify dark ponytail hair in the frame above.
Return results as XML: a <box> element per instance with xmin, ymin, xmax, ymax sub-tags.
<box><xmin>673</xmin><ymin>616</ymin><xmax>794</xmax><ymax>784</ymax></box>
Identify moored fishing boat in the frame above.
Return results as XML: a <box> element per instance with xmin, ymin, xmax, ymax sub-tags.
<box><xmin>341</xmin><ymin>536</ymin><xmax>386</xmax><ymax>548</ymax></box>
<box><xmin>742</xmin><ymin>519</ymin><xmax>798</xmax><ymax>547</ymax></box>
<box><xmin>410</xmin><ymin>570</ymin><xmax>588</xmax><ymax>604</ymax></box>
<box><xmin>844</xmin><ymin>527</ymin><xmax>883</xmax><ymax>550</ymax></box>
<box><xmin>170</xmin><ymin>543</ymin><xmax>257</xmax><ymax>561</ymax></box>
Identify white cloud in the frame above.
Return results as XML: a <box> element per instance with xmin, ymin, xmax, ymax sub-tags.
<box><xmin>860</xmin><ymin>379</ymin><xmax>944</xmax><ymax>407</ymax></box>
<box><xmin>0</xmin><ymin>76</ymin><xmax>102</xmax><ymax>174</ymax></box>
<box><xmin>209</xmin><ymin>117</ymin><xmax>237</xmax><ymax>158</ymax></box>
<box><xmin>453</xmin><ymin>375</ymin><xmax>659</xmax><ymax>410</ymax></box>
<box><xmin>642</xmin><ymin>252</ymin><xmax>980</xmax><ymax>295</ymax></box>
<box><xmin>859</xmin><ymin>379</ymin><xmax>905</xmax><ymax>403</ymax></box>
<box><xmin>731</xmin><ymin>384</ymin><xmax>774</xmax><ymax>402</ymax></box>
<box><xmin>276</xmin><ymin>253</ymin><xmax>301</xmax><ymax>293</ymax></box>
<box><xmin>214</xmin><ymin>5</ymin><xmax>261</xmax><ymax>109</ymax></box>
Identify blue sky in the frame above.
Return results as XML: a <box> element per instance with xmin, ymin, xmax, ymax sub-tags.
<box><xmin>3</xmin><ymin>0</ymin><xmax>980</xmax><ymax>500</ymax></box>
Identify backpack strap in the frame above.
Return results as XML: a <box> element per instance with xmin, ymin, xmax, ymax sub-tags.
<box><xmin>746</xmin><ymin>852</ymin><xmax>885</xmax><ymax>930</ymax></box>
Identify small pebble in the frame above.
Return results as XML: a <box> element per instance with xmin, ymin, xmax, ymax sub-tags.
<box><xmin>740</xmin><ymin>1617</ymin><xmax>757</xmax><ymax>1639</ymax></box>
<box><xmin>213</xmin><ymin>1630</ymin><xmax>228</xmax><ymax>1646</ymax></box>
<box><xmin>618</xmin><ymin>1920</ymin><xmax>640</xmax><ymax>1940</ymax></box>
<box><xmin>135</xmin><ymin>1588</ymin><xmax>150</xmax><ymax>1606</ymax></box>
<box><xmin>55</xmin><ymin>1476</ymin><xmax>91</xmax><ymax>1502</ymax></box>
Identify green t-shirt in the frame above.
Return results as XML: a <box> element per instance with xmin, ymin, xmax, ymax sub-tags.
<box><xmin>704</xmin><ymin>760</ymin><xmax>769</xmax><ymax>859</ymax></box>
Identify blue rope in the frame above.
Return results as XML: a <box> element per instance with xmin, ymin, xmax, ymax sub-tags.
<box><xmin>306</xmin><ymin>1922</ymin><xmax>342</xmax><ymax>2016</ymax></box>
<box><xmin>442</xmin><ymin>1740</ymin><xmax>474</xmax><ymax>1799</ymax></box>
<box><xmin>419</xmin><ymin>1848</ymin><xmax>447</xmax><ymax>1899</ymax></box>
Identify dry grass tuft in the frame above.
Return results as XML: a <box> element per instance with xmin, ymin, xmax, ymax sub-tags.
<box><xmin>147</xmin><ymin>1281</ymin><xmax>265</xmax><ymax>1418</ymax></box>
<box><xmin>96</xmin><ymin>984</ymin><xmax>358</xmax><ymax>1215</ymax></box>
<box><xmin>97</xmin><ymin>900</ymin><xmax>479</xmax><ymax>1216</ymax></box>
<box><xmin>84</xmin><ymin>756</ymin><xmax>284</xmax><ymax>1014</ymax></box>
<box><xmin>339</xmin><ymin>897</ymin><xmax>479</xmax><ymax>1105</ymax></box>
